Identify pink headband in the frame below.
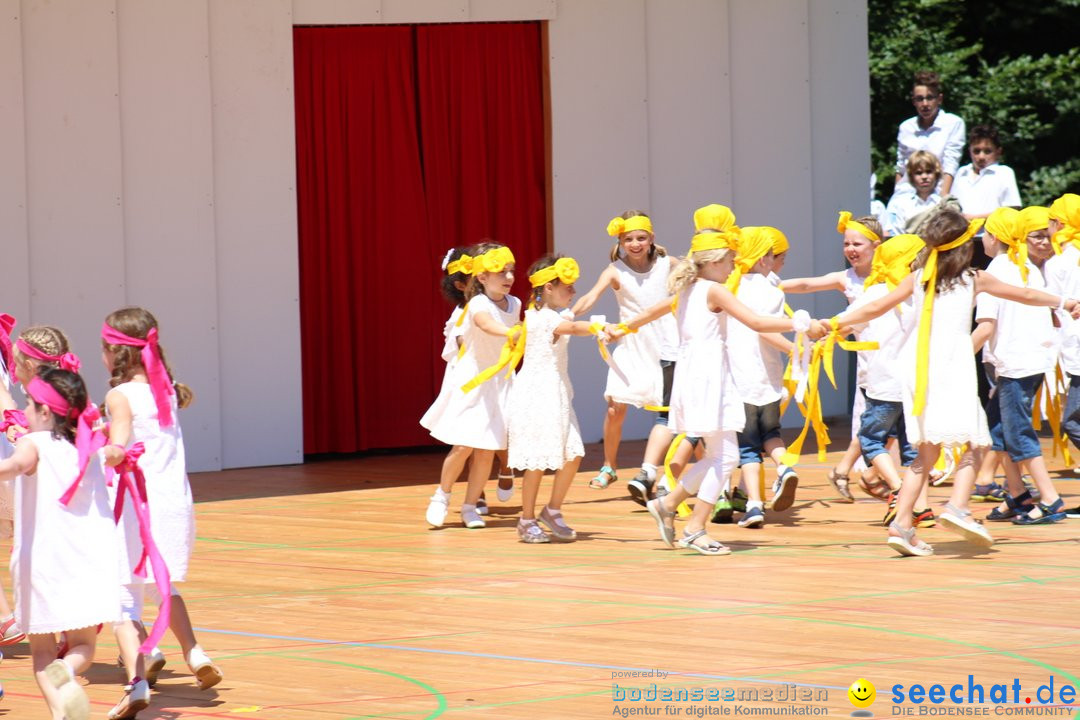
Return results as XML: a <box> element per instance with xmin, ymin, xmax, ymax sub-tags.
<box><xmin>101</xmin><ymin>323</ymin><xmax>174</xmax><ymax>428</ymax></box>
<box><xmin>16</xmin><ymin>338</ymin><xmax>81</xmax><ymax>374</ymax></box>
<box><xmin>0</xmin><ymin>314</ymin><xmax>14</xmax><ymax>376</ymax></box>
<box><xmin>26</xmin><ymin>377</ymin><xmax>107</xmax><ymax>505</ymax></box>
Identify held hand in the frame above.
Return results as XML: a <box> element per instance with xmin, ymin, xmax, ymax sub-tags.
<box><xmin>506</xmin><ymin>325</ymin><xmax>523</xmax><ymax>343</ymax></box>
<box><xmin>604</xmin><ymin>323</ymin><xmax>624</xmax><ymax>341</ymax></box>
<box><xmin>103</xmin><ymin>444</ymin><xmax>126</xmax><ymax>468</ymax></box>
<box><xmin>1068</xmin><ymin>299</ymin><xmax>1080</xmax><ymax>320</ymax></box>
<box><xmin>806</xmin><ymin>320</ymin><xmax>828</xmax><ymax>341</ymax></box>
<box><xmin>5</xmin><ymin>424</ymin><xmax>26</xmax><ymax>443</ymax></box>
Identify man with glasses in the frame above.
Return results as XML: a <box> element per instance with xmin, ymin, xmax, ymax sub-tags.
<box><xmin>893</xmin><ymin>70</ymin><xmax>966</xmax><ymax>196</ymax></box>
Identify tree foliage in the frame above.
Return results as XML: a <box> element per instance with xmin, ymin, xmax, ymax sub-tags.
<box><xmin>869</xmin><ymin>0</ymin><xmax>1080</xmax><ymax>204</ymax></box>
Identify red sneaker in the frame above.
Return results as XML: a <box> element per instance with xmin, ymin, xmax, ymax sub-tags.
<box><xmin>0</xmin><ymin>615</ymin><xmax>25</xmax><ymax>646</ymax></box>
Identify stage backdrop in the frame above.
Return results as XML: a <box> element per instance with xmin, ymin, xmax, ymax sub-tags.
<box><xmin>294</xmin><ymin>22</ymin><xmax>547</xmax><ymax>453</ymax></box>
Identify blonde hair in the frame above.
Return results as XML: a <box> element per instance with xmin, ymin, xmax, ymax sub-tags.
<box><xmin>852</xmin><ymin>215</ymin><xmax>884</xmax><ymax>243</ymax></box>
<box><xmin>667</xmin><ymin>248</ymin><xmax>731</xmax><ymax>297</ymax></box>
<box><xmin>906</xmin><ymin>150</ymin><xmax>942</xmax><ymax>183</ymax></box>
<box><xmin>610</xmin><ymin>210</ymin><xmax>668</xmax><ymax>262</ymax></box>
<box><xmin>15</xmin><ymin>326</ymin><xmax>71</xmax><ymax>370</ymax></box>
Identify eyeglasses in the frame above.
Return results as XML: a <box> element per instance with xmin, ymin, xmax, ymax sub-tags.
<box><xmin>912</xmin><ymin>94</ymin><xmax>939</xmax><ymax>103</ymax></box>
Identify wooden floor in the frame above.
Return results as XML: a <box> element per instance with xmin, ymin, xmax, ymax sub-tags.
<box><xmin>1</xmin><ymin>437</ymin><xmax>1078</xmax><ymax>719</ymax></box>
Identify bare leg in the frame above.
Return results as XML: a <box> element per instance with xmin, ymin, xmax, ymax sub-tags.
<box><xmin>948</xmin><ymin>447</ymin><xmax>982</xmax><ymax>512</ymax></box>
<box><xmin>521</xmin><ymin>469</ymin><xmax>543</xmax><ymax>521</ymax></box>
<box><xmin>742</xmin><ymin>462</ymin><xmax>763</xmax><ymax>503</ymax></box>
<box><xmin>891</xmin><ymin>444</ymin><xmax>937</xmax><ymax>539</ymax></box>
<box><xmin>437</xmin><ymin>445</ymin><xmax>472</xmax><ymax>494</ymax></box>
<box><xmin>547</xmin><ymin>457</ymin><xmax>581</xmax><ymax>511</ymax></box>
<box><xmin>641</xmin><ymin>423</ymin><xmax>675</xmax><ymax>467</ymax></box>
<box><xmin>463</xmin><ymin>449</ymin><xmax>495</xmax><ymax>505</ymax></box>
<box><xmin>114</xmin><ymin>620</ymin><xmax>147</xmax><ymax>682</ymax></box>
<box><xmin>835</xmin><ymin>438</ymin><xmax>863</xmax><ymax>476</ymax></box>
<box><xmin>602</xmin><ymin>400</ymin><xmax>628</xmax><ymax>469</ymax></box>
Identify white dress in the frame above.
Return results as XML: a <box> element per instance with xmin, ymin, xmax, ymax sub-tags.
<box><xmin>111</xmin><ymin>383</ymin><xmax>195</xmax><ymax>584</ymax></box>
<box><xmin>668</xmin><ymin>280</ymin><xmax>745</xmax><ymax>436</ymax></box>
<box><xmin>12</xmin><ymin>432</ymin><xmax>120</xmax><ymax>633</ymax></box>
<box><xmin>901</xmin><ymin>269</ymin><xmax>990</xmax><ymax>447</ymax></box>
<box><xmin>604</xmin><ymin>257</ymin><xmax>677</xmax><ymax>407</ymax></box>
<box><xmin>507</xmin><ymin>308</ymin><xmax>584</xmax><ymax>470</ymax></box>
<box><xmin>420</xmin><ymin>293</ymin><xmax>521</xmax><ymax>450</ymax></box>
<box><xmin>0</xmin><ymin>359</ymin><xmax>14</xmax><ymax>537</ymax></box>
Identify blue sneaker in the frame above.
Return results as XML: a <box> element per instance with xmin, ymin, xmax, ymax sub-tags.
<box><xmin>738</xmin><ymin>505</ymin><xmax>765</xmax><ymax>528</ymax></box>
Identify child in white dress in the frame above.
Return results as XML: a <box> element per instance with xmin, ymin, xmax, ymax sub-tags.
<box><xmin>615</xmin><ymin>230</ymin><xmax>825</xmax><ymax>555</ymax></box>
<box><xmin>507</xmin><ymin>255</ymin><xmax>596</xmax><ymax>543</ymax></box>
<box><xmin>833</xmin><ymin>210</ymin><xmax>1080</xmax><ymax>556</ymax></box>
<box><xmin>101</xmin><ymin>307</ymin><xmax>223</xmax><ymax>699</ymax></box>
<box><xmin>421</xmin><ymin>243</ymin><xmax>521</xmax><ymax>529</ymax></box>
<box><xmin>0</xmin><ymin>367</ymin><xmax>120</xmax><ymax>720</ymax></box>
<box><xmin>572</xmin><ymin>211</ymin><xmax>678</xmax><ymax>499</ymax></box>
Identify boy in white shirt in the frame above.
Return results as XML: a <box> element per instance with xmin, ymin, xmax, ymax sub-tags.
<box><xmin>952</xmin><ymin>124</ymin><xmax>1022</xmax><ymax>220</ymax></box>
<box><xmin>894</xmin><ymin>70</ymin><xmax>965</xmax><ymax>195</ymax></box>
<box><xmin>973</xmin><ymin>206</ymin><xmax>1069</xmax><ymax>524</ymax></box>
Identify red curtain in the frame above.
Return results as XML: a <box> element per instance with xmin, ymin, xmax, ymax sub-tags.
<box><xmin>294</xmin><ymin>23</ymin><xmax>547</xmax><ymax>454</ymax></box>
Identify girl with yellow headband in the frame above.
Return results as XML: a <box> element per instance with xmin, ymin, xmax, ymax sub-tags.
<box><xmin>830</xmin><ymin>210</ymin><xmax>1079</xmax><ymax>557</ymax></box>
<box><xmin>505</xmin><ymin>255</ymin><xmax>598</xmax><ymax>543</ymax></box>
<box><xmin>571</xmin><ymin>210</ymin><xmax>679</xmax><ymax>503</ymax></box>
<box><xmin>613</xmin><ymin>232</ymin><xmax>826</xmax><ymax>555</ymax></box>
<box><xmin>421</xmin><ymin>241</ymin><xmax>522</xmax><ymax>530</ymax></box>
<box><xmin>973</xmin><ymin>206</ymin><xmax>1068</xmax><ymax>527</ymax></box>
<box><xmin>781</xmin><ymin>212</ymin><xmax>884</xmax><ymax>502</ymax></box>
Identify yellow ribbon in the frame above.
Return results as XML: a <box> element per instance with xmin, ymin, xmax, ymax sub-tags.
<box><xmin>607</xmin><ymin>215</ymin><xmax>653</xmax><ymax>237</ymax></box>
<box><xmin>471</xmin><ymin>246</ymin><xmax>516</xmax><ymax>274</ymax></box>
<box><xmin>863</xmin><ymin>234</ymin><xmax>924</xmax><ymax>291</ymax></box>
<box><xmin>837</xmin><ymin>211</ymin><xmax>881</xmax><ymax>243</ymax></box>
<box><xmin>528</xmin><ymin>257</ymin><xmax>580</xmax><ymax>288</ymax></box>
<box><xmin>461</xmin><ymin>325</ymin><xmax>525</xmax><ymax>393</ymax></box>
<box><xmin>780</xmin><ymin>340</ymin><xmax>831</xmax><ymax>465</ymax></box>
<box><xmin>446</xmin><ymin>254</ymin><xmax>472</xmax><ymax>276</ymax></box>
<box><xmin>913</xmin><ymin>218</ymin><xmax>984</xmax><ymax>416</ymax></box>
<box><xmin>661</xmin><ymin>433</ymin><xmax>693</xmax><ymax>518</ymax></box>
<box><xmin>1032</xmin><ymin>365</ymin><xmax>1074</xmax><ymax>467</ymax></box>
<box><xmin>725</xmin><ymin>226</ymin><xmax>774</xmax><ymax>295</ymax></box>
<box><xmin>693</xmin><ymin>204</ymin><xmax>738</xmax><ymax>233</ymax></box>
<box><xmin>690</xmin><ymin>230</ymin><xmax>738</xmax><ymax>256</ymax></box>
<box><xmin>764</xmin><ymin>226</ymin><xmax>789</xmax><ymax>255</ymax></box>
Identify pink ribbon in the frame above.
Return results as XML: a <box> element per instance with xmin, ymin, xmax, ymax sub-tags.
<box><xmin>15</xmin><ymin>339</ymin><xmax>81</xmax><ymax>373</ymax></box>
<box><xmin>109</xmin><ymin>443</ymin><xmax>172</xmax><ymax>654</ymax></box>
<box><xmin>0</xmin><ymin>409</ymin><xmax>27</xmax><ymax>441</ymax></box>
<box><xmin>101</xmin><ymin>324</ymin><xmax>174</xmax><ymax>428</ymax></box>
<box><xmin>0</xmin><ymin>314</ymin><xmax>14</xmax><ymax>376</ymax></box>
<box><xmin>25</xmin><ymin>377</ymin><xmax>107</xmax><ymax>505</ymax></box>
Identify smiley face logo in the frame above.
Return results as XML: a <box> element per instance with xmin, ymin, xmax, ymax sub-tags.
<box><xmin>848</xmin><ymin>678</ymin><xmax>876</xmax><ymax>709</ymax></box>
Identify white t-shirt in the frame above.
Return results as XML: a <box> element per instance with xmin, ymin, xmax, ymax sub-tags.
<box><xmin>883</xmin><ymin>190</ymin><xmax>941</xmax><ymax>237</ymax></box>
<box><xmin>895</xmin><ymin>110</ymin><xmax>966</xmax><ymax>191</ymax></box>
<box><xmin>976</xmin><ymin>254</ymin><xmax>1058</xmax><ymax>379</ymax></box>
<box><xmin>727</xmin><ymin>273</ymin><xmax>786</xmax><ymax>406</ymax></box>
<box><xmin>1044</xmin><ymin>244</ymin><xmax>1080</xmax><ymax>375</ymax></box>
<box><xmin>951</xmin><ymin>163</ymin><xmax>1021</xmax><ymax>217</ymax></box>
<box><xmin>857</xmin><ymin>283</ymin><xmax>914</xmax><ymax>402</ymax></box>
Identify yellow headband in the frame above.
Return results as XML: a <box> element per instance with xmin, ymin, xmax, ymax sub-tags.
<box><xmin>607</xmin><ymin>215</ymin><xmax>653</xmax><ymax>237</ymax></box>
<box><xmin>1052</xmin><ymin>194</ymin><xmax>1080</xmax><ymax>252</ymax></box>
<box><xmin>864</xmin><ymin>233</ymin><xmax>925</xmax><ymax>290</ymax></box>
<box><xmin>693</xmin><ymin>204</ymin><xmax>738</xmax><ymax>233</ymax></box>
<box><xmin>984</xmin><ymin>206</ymin><xmax>1019</xmax><ymax>247</ymax></box>
<box><xmin>763</xmin><ymin>226</ymin><xmax>789</xmax><ymax>255</ymax></box>
<box><xmin>837</xmin><ymin>211</ymin><xmax>881</xmax><ymax>244</ymax></box>
<box><xmin>725</xmin><ymin>226</ymin><xmax>774</xmax><ymax>294</ymax></box>
<box><xmin>529</xmin><ymin>257</ymin><xmax>580</xmax><ymax>287</ymax></box>
<box><xmin>913</xmin><ymin>218</ymin><xmax>983</xmax><ymax>416</ymax></box>
<box><xmin>471</xmin><ymin>246</ymin><xmax>515</xmax><ymax>274</ymax></box>
<box><xmin>689</xmin><ymin>230</ymin><xmax>738</xmax><ymax>257</ymax></box>
<box><xmin>446</xmin><ymin>254</ymin><xmax>472</xmax><ymax>276</ymax></box>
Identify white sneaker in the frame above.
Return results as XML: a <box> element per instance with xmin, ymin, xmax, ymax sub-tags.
<box><xmin>145</xmin><ymin>646</ymin><xmax>166</xmax><ymax>687</ymax></box>
<box><xmin>496</xmin><ymin>474</ymin><xmax>514</xmax><ymax>502</ymax></box>
<box><xmin>425</xmin><ymin>491</ymin><xmax>449</xmax><ymax>527</ymax></box>
<box><xmin>45</xmin><ymin>659</ymin><xmax>90</xmax><ymax>720</ymax></box>
<box><xmin>187</xmin><ymin>646</ymin><xmax>223</xmax><ymax>690</ymax></box>
<box><xmin>938</xmin><ymin>504</ymin><xmax>994</xmax><ymax>548</ymax></box>
<box><xmin>107</xmin><ymin>676</ymin><xmax>150</xmax><ymax>719</ymax></box>
<box><xmin>460</xmin><ymin>505</ymin><xmax>486</xmax><ymax>529</ymax></box>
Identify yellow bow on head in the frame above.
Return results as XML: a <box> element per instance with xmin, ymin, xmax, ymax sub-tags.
<box><xmin>984</xmin><ymin>207</ymin><xmax>1020</xmax><ymax>248</ymax></box>
<box><xmin>763</xmin><ymin>226</ymin><xmax>789</xmax><ymax>255</ymax></box>
<box><xmin>472</xmin><ymin>246</ymin><xmax>515</xmax><ymax>274</ymax></box>
<box><xmin>837</xmin><ymin>211</ymin><xmax>881</xmax><ymax>243</ymax></box>
<box><xmin>693</xmin><ymin>204</ymin><xmax>738</xmax><ymax>233</ymax></box>
<box><xmin>1049</xmin><ymin>194</ymin><xmax>1080</xmax><ymax>254</ymax></box>
<box><xmin>913</xmin><ymin>218</ymin><xmax>983</xmax><ymax>416</ymax></box>
<box><xmin>529</xmin><ymin>257</ymin><xmax>580</xmax><ymax>287</ymax></box>
<box><xmin>607</xmin><ymin>215</ymin><xmax>654</xmax><ymax>237</ymax></box>
<box><xmin>725</xmin><ymin>226</ymin><xmax>775</xmax><ymax>294</ymax></box>
<box><xmin>864</xmin><ymin>234</ymin><xmax>925</xmax><ymax>290</ymax></box>
<box><xmin>446</xmin><ymin>253</ymin><xmax>472</xmax><ymax>276</ymax></box>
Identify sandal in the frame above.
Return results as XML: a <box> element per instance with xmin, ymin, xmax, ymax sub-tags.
<box><xmin>677</xmin><ymin>528</ymin><xmax>731</xmax><ymax>556</ymax></box>
<box><xmin>647</xmin><ymin>497</ymin><xmax>677</xmax><ymax>547</ymax></box>
<box><xmin>971</xmin><ymin>481</ymin><xmax>1005</xmax><ymax>502</ymax></box>
<box><xmin>986</xmin><ymin>490</ymin><xmax>1034</xmax><ymax>522</ymax></box>
<box><xmin>1011</xmin><ymin>497</ymin><xmax>1067</xmax><ymax>525</ymax></box>
<box><xmin>886</xmin><ymin>521</ymin><xmax>933</xmax><ymax>557</ymax></box>
<box><xmin>827</xmin><ymin>467</ymin><xmax>855</xmax><ymax>502</ymax></box>
<box><xmin>589</xmin><ymin>466</ymin><xmax>618</xmax><ymax>489</ymax></box>
<box><xmin>857</xmin><ymin>471</ymin><xmax>892</xmax><ymax>501</ymax></box>
<box><xmin>938</xmin><ymin>502</ymin><xmax>994</xmax><ymax>547</ymax></box>
<box><xmin>882</xmin><ymin>494</ymin><xmax>898</xmax><ymax>527</ymax></box>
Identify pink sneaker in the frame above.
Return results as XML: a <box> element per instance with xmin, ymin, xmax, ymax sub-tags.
<box><xmin>0</xmin><ymin>615</ymin><xmax>25</xmax><ymax>646</ymax></box>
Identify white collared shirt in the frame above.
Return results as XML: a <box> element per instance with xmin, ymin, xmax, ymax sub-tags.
<box><xmin>895</xmin><ymin>110</ymin><xmax>966</xmax><ymax>189</ymax></box>
<box><xmin>882</xmin><ymin>190</ymin><xmax>941</xmax><ymax>237</ymax></box>
<box><xmin>976</xmin><ymin>254</ymin><xmax>1058</xmax><ymax>379</ymax></box>
<box><xmin>952</xmin><ymin>163</ymin><xmax>1021</xmax><ymax>216</ymax></box>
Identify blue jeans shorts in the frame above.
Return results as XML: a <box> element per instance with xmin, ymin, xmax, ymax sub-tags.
<box><xmin>737</xmin><ymin>400</ymin><xmax>782</xmax><ymax>466</ymax></box>
<box><xmin>985</xmin><ymin>373</ymin><xmax>1043</xmax><ymax>462</ymax></box>
<box><xmin>857</xmin><ymin>395</ymin><xmax>916</xmax><ymax>467</ymax></box>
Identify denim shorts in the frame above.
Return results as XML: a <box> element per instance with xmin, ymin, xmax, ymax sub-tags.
<box><xmin>655</xmin><ymin>360</ymin><xmax>675</xmax><ymax>426</ymax></box>
<box><xmin>985</xmin><ymin>373</ymin><xmax>1043</xmax><ymax>462</ymax></box>
<box><xmin>737</xmin><ymin>400</ymin><xmax>782</xmax><ymax>466</ymax></box>
<box><xmin>857</xmin><ymin>395</ymin><xmax>916</xmax><ymax>466</ymax></box>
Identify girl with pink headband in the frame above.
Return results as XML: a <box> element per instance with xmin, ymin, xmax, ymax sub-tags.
<box><xmin>0</xmin><ymin>313</ymin><xmax>24</xmax><ymax>651</ymax></box>
<box><xmin>100</xmin><ymin>306</ymin><xmax>223</xmax><ymax>709</ymax></box>
<box><xmin>0</xmin><ymin>365</ymin><xmax>120</xmax><ymax>720</ymax></box>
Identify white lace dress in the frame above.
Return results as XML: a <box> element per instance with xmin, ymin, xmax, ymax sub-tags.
<box><xmin>901</xmin><ymin>269</ymin><xmax>990</xmax><ymax>447</ymax></box>
<box><xmin>0</xmin><ymin>359</ymin><xmax>14</xmax><ymax>538</ymax></box>
<box><xmin>507</xmin><ymin>308</ymin><xmax>584</xmax><ymax>470</ymax></box>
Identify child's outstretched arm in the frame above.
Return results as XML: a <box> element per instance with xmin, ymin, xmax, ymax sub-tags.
<box><xmin>103</xmin><ymin>389</ymin><xmax>134</xmax><ymax>468</ymax></box>
<box><xmin>555</xmin><ymin>320</ymin><xmax>598</xmax><ymax>337</ymax></box>
<box><xmin>474</xmin><ymin>311</ymin><xmax>522</xmax><ymax>341</ymax></box>
<box><xmin>0</xmin><ymin>437</ymin><xmax>39</xmax><ymax>481</ymax></box>
<box><xmin>831</xmin><ymin>274</ymin><xmax>916</xmax><ymax>328</ymax></box>
<box><xmin>779</xmin><ymin>271</ymin><xmax>847</xmax><ymax>295</ymax></box>
<box><xmin>0</xmin><ymin>381</ymin><xmax>15</xmax><ymax>413</ymax></box>
<box><xmin>761</xmin><ymin>332</ymin><xmax>795</xmax><ymax>354</ymax></box>
<box><xmin>613</xmin><ymin>296</ymin><xmax>676</xmax><ymax>335</ymax></box>
<box><xmin>974</xmin><ymin>270</ymin><xmax>1080</xmax><ymax>315</ymax></box>
<box><xmin>570</xmin><ymin>266</ymin><xmax>618</xmax><ymax>317</ymax></box>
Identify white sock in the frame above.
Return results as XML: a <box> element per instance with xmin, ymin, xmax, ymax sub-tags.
<box><xmin>642</xmin><ymin>463</ymin><xmax>657</xmax><ymax>481</ymax></box>
<box><xmin>747</xmin><ymin>500</ymin><xmax>764</xmax><ymax>511</ymax></box>
<box><xmin>461</xmin><ymin>503</ymin><xmax>476</xmax><ymax>512</ymax></box>
<box><xmin>434</xmin><ymin>488</ymin><xmax>450</xmax><ymax>500</ymax></box>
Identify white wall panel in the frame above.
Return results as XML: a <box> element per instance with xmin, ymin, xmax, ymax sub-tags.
<box><xmin>209</xmin><ymin>0</ymin><xmax>303</xmax><ymax>468</ymax></box>
<box><xmin>469</xmin><ymin>0</ymin><xmax>555</xmax><ymax>21</ymax></box>
<box><xmin>380</xmin><ymin>0</ymin><xmax>467</xmax><ymax>23</ymax></box>
<box><xmin>117</xmin><ymin>0</ymin><xmax>223</xmax><ymax>470</ymax></box>
<box><xmin>292</xmin><ymin>0</ymin><xmax>380</xmax><ymax>25</ymax></box>
<box><xmin>20</xmin><ymin>0</ymin><xmax>126</xmax><ymax>383</ymax></box>
<box><xmin>0</xmin><ymin>3</ymin><xmax>30</xmax><ymax>326</ymax></box>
